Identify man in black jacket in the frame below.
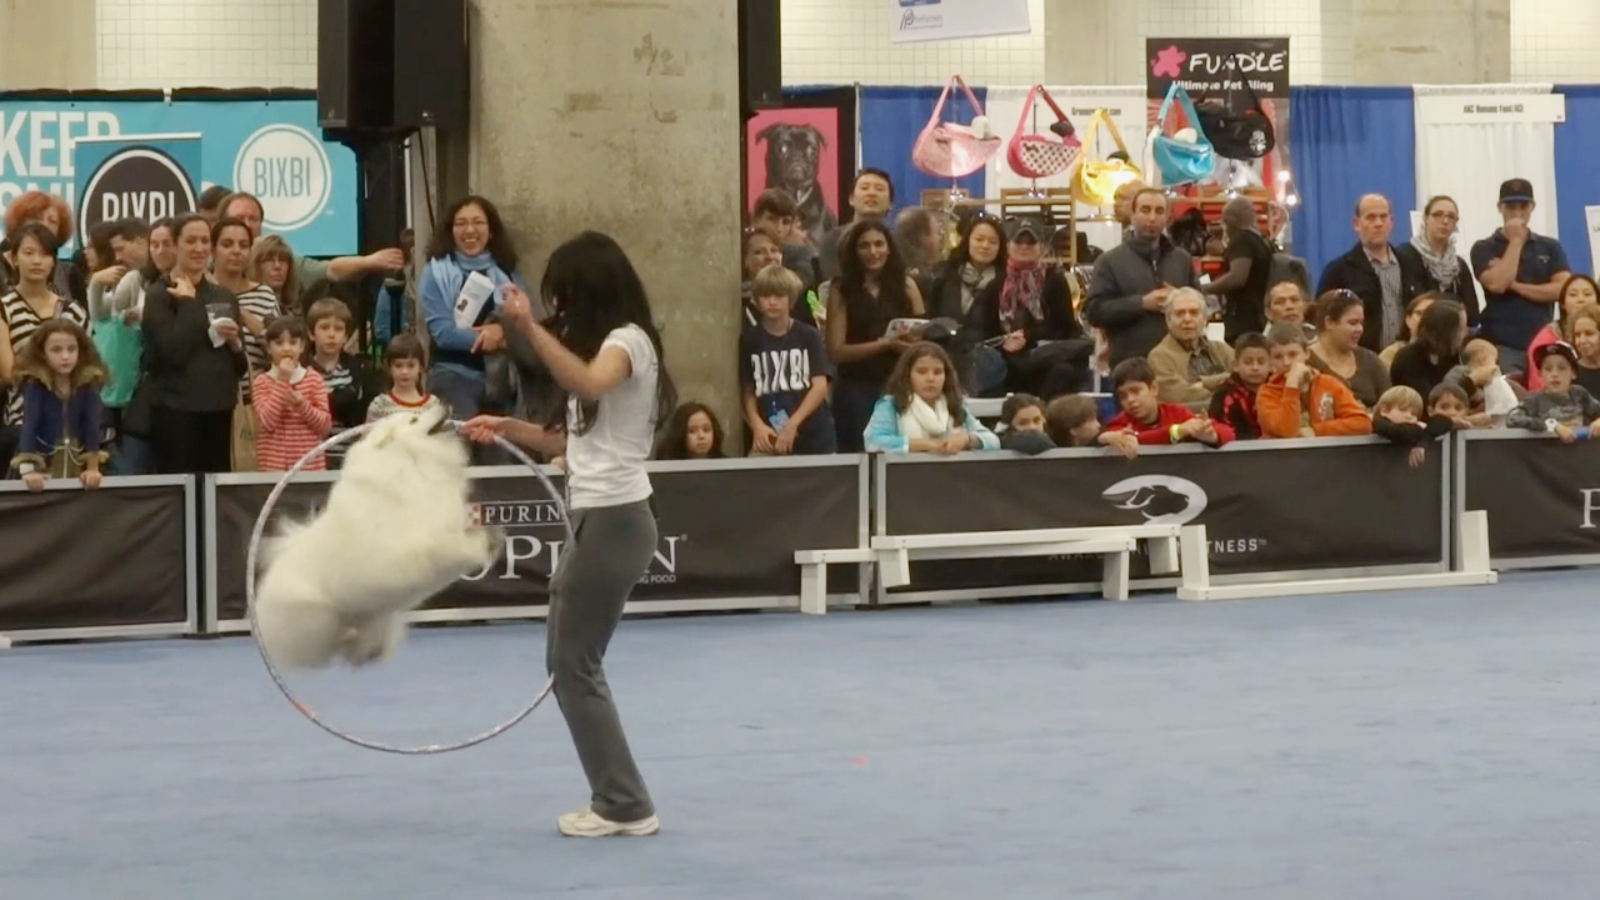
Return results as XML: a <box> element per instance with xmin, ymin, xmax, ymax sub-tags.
<box><xmin>1315</xmin><ymin>193</ymin><xmax>1428</xmax><ymax>352</ymax></box>
<box><xmin>1087</xmin><ymin>188</ymin><xmax>1202</xmax><ymax>368</ymax></box>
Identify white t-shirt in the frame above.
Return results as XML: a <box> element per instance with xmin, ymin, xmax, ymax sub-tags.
<box><xmin>566</xmin><ymin>324</ymin><xmax>660</xmax><ymax>510</ymax></box>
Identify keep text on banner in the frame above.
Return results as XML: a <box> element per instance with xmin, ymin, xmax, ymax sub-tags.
<box><xmin>0</xmin><ymin>479</ymin><xmax>190</xmax><ymax>632</ymax></box>
<box><xmin>1460</xmin><ymin>433</ymin><xmax>1600</xmax><ymax>563</ymax></box>
<box><xmin>210</xmin><ymin>461</ymin><xmax>864</xmax><ymax>622</ymax></box>
<box><xmin>880</xmin><ymin>439</ymin><xmax>1445</xmax><ymax>592</ymax></box>
<box><xmin>0</xmin><ymin>96</ymin><xmax>356</xmax><ymax>255</ymax></box>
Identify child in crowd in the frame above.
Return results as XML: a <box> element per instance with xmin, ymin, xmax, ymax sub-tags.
<box><xmin>655</xmin><ymin>402</ymin><xmax>726</xmax><ymax>460</ymax></box>
<box><xmin>864</xmin><ymin>342</ymin><xmax>999</xmax><ymax>454</ymax></box>
<box><xmin>1045</xmin><ymin>393</ymin><xmax>1139</xmax><ymax>458</ymax></box>
<box><xmin>1372</xmin><ymin>385</ymin><xmax>1454</xmax><ymax>467</ymax></box>
<box><xmin>1507</xmin><ymin>342</ymin><xmax>1600</xmax><ymax>443</ymax></box>
<box><xmin>253</xmin><ymin>316</ymin><xmax>333</xmax><ymax>472</ymax></box>
<box><xmin>1447</xmin><ymin>338</ymin><xmax>1520</xmax><ymax>425</ymax></box>
<box><xmin>1209</xmin><ymin>332</ymin><xmax>1270</xmax><ymax>440</ymax></box>
<box><xmin>997</xmin><ymin>393</ymin><xmax>1055</xmax><ymax>454</ymax></box>
<box><xmin>1427</xmin><ymin>383</ymin><xmax>1475</xmax><ymax>431</ymax></box>
<box><xmin>303</xmin><ymin>298</ymin><xmax>375</xmax><ymax>469</ymax></box>
<box><xmin>1256</xmin><ymin>323</ymin><xmax>1371</xmax><ymax>438</ymax></box>
<box><xmin>1104</xmin><ymin>358</ymin><xmax>1234</xmax><ymax>447</ymax></box>
<box><xmin>1568</xmin><ymin>302</ymin><xmax>1600</xmax><ymax>397</ymax></box>
<box><xmin>12</xmin><ymin>320</ymin><xmax>107</xmax><ymax>491</ymax></box>
<box><xmin>367</xmin><ymin>333</ymin><xmax>446</xmax><ymax>421</ymax></box>
<box><xmin>740</xmin><ymin>264</ymin><xmax>836</xmax><ymax>456</ymax></box>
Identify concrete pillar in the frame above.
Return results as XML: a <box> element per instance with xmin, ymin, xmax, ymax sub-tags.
<box><xmin>469</xmin><ymin>0</ymin><xmax>742</xmax><ymax>436</ymax></box>
<box><xmin>0</xmin><ymin>0</ymin><xmax>97</xmax><ymax>90</ymax></box>
<box><xmin>1349</xmin><ymin>0</ymin><xmax>1510</xmax><ymax>84</ymax></box>
<box><xmin>1043</xmin><ymin>0</ymin><xmax>1143</xmax><ymax>86</ymax></box>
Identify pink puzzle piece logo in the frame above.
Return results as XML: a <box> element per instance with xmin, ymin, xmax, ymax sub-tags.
<box><xmin>1151</xmin><ymin>45</ymin><xmax>1187</xmax><ymax>79</ymax></box>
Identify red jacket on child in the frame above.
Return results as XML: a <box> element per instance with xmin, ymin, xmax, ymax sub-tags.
<box><xmin>1106</xmin><ymin>402</ymin><xmax>1235</xmax><ymax>446</ymax></box>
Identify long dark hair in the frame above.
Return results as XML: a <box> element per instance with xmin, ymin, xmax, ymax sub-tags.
<box><xmin>937</xmin><ymin>215</ymin><xmax>1008</xmax><ymax>280</ymax></box>
<box><xmin>836</xmin><ymin>219</ymin><xmax>912</xmax><ymax>311</ymax></box>
<box><xmin>427</xmin><ymin>195</ymin><xmax>519</xmax><ymax>273</ymax></box>
<box><xmin>884</xmin><ymin>341</ymin><xmax>966</xmax><ymax>421</ymax></box>
<box><xmin>1415</xmin><ymin>299</ymin><xmax>1467</xmax><ymax>362</ymax></box>
<box><xmin>653</xmin><ymin>402</ymin><xmax>725</xmax><ymax>460</ymax></box>
<box><xmin>541</xmin><ymin>231</ymin><xmax>678</xmax><ymax>435</ymax></box>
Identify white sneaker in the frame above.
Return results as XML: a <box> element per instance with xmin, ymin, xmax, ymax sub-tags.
<box><xmin>557</xmin><ymin>807</ymin><xmax>660</xmax><ymax>838</ymax></box>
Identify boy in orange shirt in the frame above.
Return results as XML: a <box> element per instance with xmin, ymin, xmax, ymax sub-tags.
<box><xmin>1257</xmin><ymin>323</ymin><xmax>1372</xmax><ymax>438</ymax></box>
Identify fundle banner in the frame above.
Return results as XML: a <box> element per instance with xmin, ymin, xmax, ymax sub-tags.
<box><xmin>210</xmin><ymin>462</ymin><xmax>864</xmax><ymax>621</ymax></box>
<box><xmin>880</xmin><ymin>439</ymin><xmax>1445</xmax><ymax>592</ymax></box>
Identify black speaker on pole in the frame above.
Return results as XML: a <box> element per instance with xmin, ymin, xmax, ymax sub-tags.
<box><xmin>317</xmin><ymin>0</ymin><xmax>395</xmax><ymax>133</ymax></box>
<box><xmin>739</xmin><ymin>0</ymin><xmax>782</xmax><ymax>117</ymax></box>
<box><xmin>392</xmin><ymin>0</ymin><xmax>469</xmax><ymax>130</ymax></box>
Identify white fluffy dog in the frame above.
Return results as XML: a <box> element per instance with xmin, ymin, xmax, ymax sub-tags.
<box><xmin>252</xmin><ymin>404</ymin><xmax>501</xmax><ymax>670</ymax></box>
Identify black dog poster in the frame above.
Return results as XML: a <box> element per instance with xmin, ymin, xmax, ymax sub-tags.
<box><xmin>744</xmin><ymin>89</ymin><xmax>857</xmax><ymax>248</ymax></box>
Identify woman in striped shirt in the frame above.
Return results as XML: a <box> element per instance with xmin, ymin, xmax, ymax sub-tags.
<box><xmin>0</xmin><ymin>223</ymin><xmax>87</xmax><ymax>470</ymax></box>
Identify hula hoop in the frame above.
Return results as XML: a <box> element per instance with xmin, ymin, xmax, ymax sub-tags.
<box><xmin>245</xmin><ymin>418</ymin><xmax>570</xmax><ymax>755</ymax></box>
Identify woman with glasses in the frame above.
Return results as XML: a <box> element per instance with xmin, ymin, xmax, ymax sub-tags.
<box><xmin>1309</xmin><ymin>289</ymin><xmax>1392</xmax><ymax>409</ymax></box>
<box><xmin>1396</xmin><ymin>196</ymin><xmax>1479</xmax><ymax>327</ymax></box>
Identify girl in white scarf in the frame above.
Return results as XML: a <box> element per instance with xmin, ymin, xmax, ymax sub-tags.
<box><xmin>863</xmin><ymin>341</ymin><xmax>999</xmax><ymax>454</ymax></box>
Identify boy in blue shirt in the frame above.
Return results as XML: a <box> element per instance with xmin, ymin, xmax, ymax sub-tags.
<box><xmin>740</xmin><ymin>264</ymin><xmax>836</xmax><ymax>455</ymax></box>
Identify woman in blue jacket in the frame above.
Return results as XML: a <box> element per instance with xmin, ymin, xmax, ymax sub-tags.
<box><xmin>419</xmin><ymin>196</ymin><xmax>529</xmax><ymax>420</ymax></box>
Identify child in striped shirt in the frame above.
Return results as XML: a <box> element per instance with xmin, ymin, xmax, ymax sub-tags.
<box><xmin>367</xmin><ymin>332</ymin><xmax>447</xmax><ymax>422</ymax></box>
<box><xmin>253</xmin><ymin>316</ymin><xmax>333</xmax><ymax>471</ymax></box>
<box><xmin>304</xmin><ymin>298</ymin><xmax>376</xmax><ymax>468</ymax></box>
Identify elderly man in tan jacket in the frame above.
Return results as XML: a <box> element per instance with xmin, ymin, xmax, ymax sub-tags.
<box><xmin>1146</xmin><ymin>287</ymin><xmax>1234</xmax><ymax>409</ymax></box>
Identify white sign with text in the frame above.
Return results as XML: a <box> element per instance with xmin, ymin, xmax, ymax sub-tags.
<box><xmin>889</xmin><ymin>0</ymin><xmax>1031</xmax><ymax>44</ymax></box>
<box><xmin>1415</xmin><ymin>93</ymin><xmax>1567</xmax><ymax>125</ymax></box>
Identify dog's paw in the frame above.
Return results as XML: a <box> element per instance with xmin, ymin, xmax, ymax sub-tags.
<box><xmin>475</xmin><ymin>526</ymin><xmax>506</xmax><ymax>561</ymax></box>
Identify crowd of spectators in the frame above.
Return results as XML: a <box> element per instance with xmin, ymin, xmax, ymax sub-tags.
<box><xmin>4</xmin><ymin>167</ymin><xmax>1599</xmax><ymax>490</ymax></box>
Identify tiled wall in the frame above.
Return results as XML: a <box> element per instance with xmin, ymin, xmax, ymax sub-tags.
<box><xmin>781</xmin><ymin>0</ymin><xmax>1048</xmax><ymax>86</ymax></box>
<box><xmin>85</xmin><ymin>0</ymin><xmax>1600</xmax><ymax>91</ymax></box>
<box><xmin>95</xmin><ymin>0</ymin><xmax>317</xmax><ymax>90</ymax></box>
<box><xmin>1511</xmin><ymin>0</ymin><xmax>1600</xmax><ymax>83</ymax></box>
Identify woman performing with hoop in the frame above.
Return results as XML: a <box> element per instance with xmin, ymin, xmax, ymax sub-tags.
<box><xmin>463</xmin><ymin>231</ymin><xmax>676</xmax><ymax>838</ymax></box>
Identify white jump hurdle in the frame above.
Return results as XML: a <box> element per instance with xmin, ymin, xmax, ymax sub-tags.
<box><xmin>1173</xmin><ymin>512</ymin><xmax>1498</xmax><ymax>601</ymax></box>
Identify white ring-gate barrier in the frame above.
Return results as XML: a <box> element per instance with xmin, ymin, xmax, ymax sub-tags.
<box><xmin>244</xmin><ymin>419</ymin><xmax>568</xmax><ymax>755</ymax></box>
<box><xmin>5</xmin><ymin>434</ymin><xmax>1598</xmax><ymax>645</ymax></box>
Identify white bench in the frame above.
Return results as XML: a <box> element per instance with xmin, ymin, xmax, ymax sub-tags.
<box><xmin>794</xmin><ymin>524</ymin><xmax>1185</xmax><ymax>615</ymax></box>
<box><xmin>793</xmin><ymin>548</ymin><xmax>877</xmax><ymax>615</ymax></box>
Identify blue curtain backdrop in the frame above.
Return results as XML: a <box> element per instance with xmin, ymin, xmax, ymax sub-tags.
<box><xmin>1554</xmin><ymin>84</ymin><xmax>1600</xmax><ymax>276</ymax></box>
<box><xmin>1288</xmin><ymin>87</ymin><xmax>1418</xmax><ymax>280</ymax></box>
<box><xmin>860</xmin><ymin>86</ymin><xmax>988</xmax><ymax>218</ymax></box>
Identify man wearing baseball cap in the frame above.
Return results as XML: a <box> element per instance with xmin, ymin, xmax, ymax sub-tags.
<box><xmin>1471</xmin><ymin>178</ymin><xmax>1571</xmax><ymax>375</ymax></box>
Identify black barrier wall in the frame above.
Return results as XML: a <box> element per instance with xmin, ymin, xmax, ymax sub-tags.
<box><xmin>1459</xmin><ymin>431</ymin><xmax>1600</xmax><ymax>567</ymax></box>
<box><xmin>0</xmin><ymin>476</ymin><xmax>194</xmax><ymax>636</ymax></box>
<box><xmin>206</xmin><ymin>457</ymin><xmax>868</xmax><ymax>625</ymax></box>
<box><xmin>11</xmin><ymin>434</ymin><xmax>1600</xmax><ymax>639</ymax></box>
<box><xmin>877</xmin><ymin>436</ymin><xmax>1449</xmax><ymax>594</ymax></box>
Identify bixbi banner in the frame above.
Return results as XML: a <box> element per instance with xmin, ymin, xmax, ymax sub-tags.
<box><xmin>0</xmin><ymin>96</ymin><xmax>356</xmax><ymax>255</ymax></box>
<box><xmin>73</xmin><ymin>134</ymin><xmax>201</xmax><ymax>247</ymax></box>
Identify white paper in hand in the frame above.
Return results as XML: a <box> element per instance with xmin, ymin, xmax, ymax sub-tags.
<box><xmin>453</xmin><ymin>272</ymin><xmax>497</xmax><ymax>329</ymax></box>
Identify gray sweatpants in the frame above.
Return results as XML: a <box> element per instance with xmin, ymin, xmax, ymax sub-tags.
<box><xmin>547</xmin><ymin>499</ymin><xmax>657</xmax><ymax>822</ymax></box>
